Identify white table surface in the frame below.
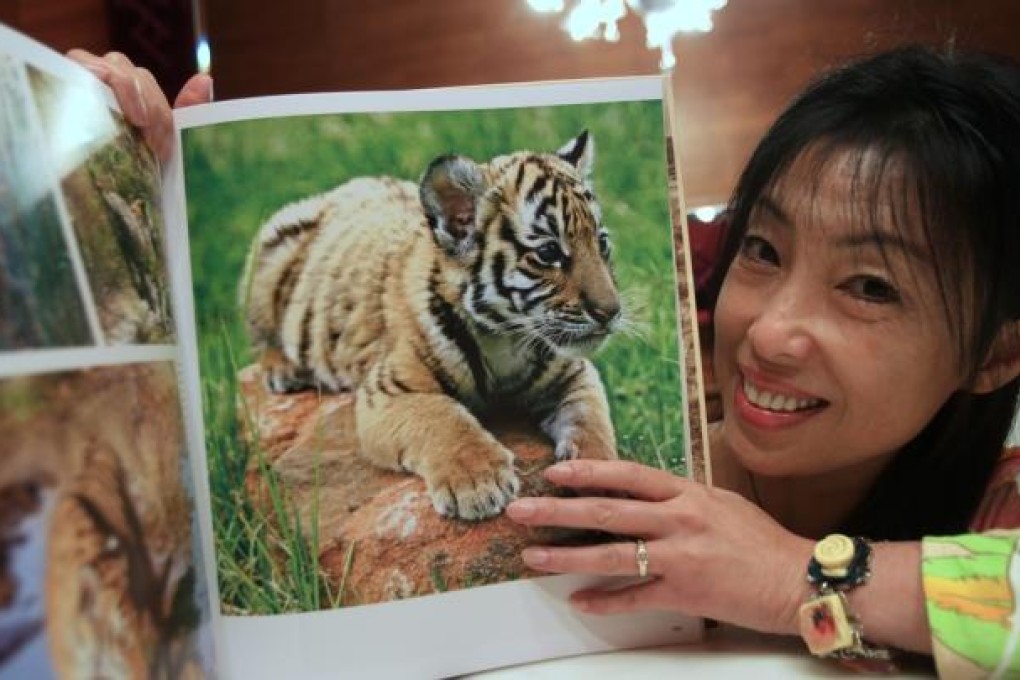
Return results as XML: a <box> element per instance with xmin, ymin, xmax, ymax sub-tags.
<box><xmin>465</xmin><ymin>624</ymin><xmax>936</xmax><ymax>678</ymax></box>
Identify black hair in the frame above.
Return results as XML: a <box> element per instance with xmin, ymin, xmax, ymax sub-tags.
<box><xmin>710</xmin><ymin>45</ymin><xmax>1020</xmax><ymax>540</ymax></box>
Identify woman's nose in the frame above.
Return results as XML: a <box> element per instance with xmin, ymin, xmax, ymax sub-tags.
<box><xmin>744</xmin><ymin>285</ymin><xmax>816</xmax><ymax>366</ymax></box>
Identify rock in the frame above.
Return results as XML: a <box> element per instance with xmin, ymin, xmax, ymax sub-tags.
<box><xmin>237</xmin><ymin>366</ymin><xmax>595</xmax><ymax>606</ymax></box>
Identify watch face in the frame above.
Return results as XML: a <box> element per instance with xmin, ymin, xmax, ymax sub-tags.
<box><xmin>808</xmin><ymin>535</ymin><xmax>872</xmax><ymax>587</ymax></box>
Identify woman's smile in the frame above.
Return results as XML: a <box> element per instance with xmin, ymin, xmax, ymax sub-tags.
<box><xmin>734</xmin><ymin>371</ymin><xmax>827</xmax><ymax>430</ymax></box>
<box><xmin>741</xmin><ymin>370</ymin><xmax>826</xmax><ymax>412</ymax></box>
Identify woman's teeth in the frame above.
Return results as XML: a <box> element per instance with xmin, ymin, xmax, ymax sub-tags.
<box><xmin>745</xmin><ymin>380</ymin><xmax>822</xmax><ymax>412</ymax></box>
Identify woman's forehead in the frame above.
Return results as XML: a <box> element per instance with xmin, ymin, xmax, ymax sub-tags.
<box><xmin>764</xmin><ymin>146</ymin><xmax>922</xmax><ymax>238</ymax></box>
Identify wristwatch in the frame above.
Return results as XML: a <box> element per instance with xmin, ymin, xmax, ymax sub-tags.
<box><xmin>797</xmin><ymin>534</ymin><xmax>896</xmax><ymax>671</ymax></box>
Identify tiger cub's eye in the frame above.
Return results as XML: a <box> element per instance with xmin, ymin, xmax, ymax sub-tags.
<box><xmin>597</xmin><ymin>231</ymin><xmax>611</xmax><ymax>258</ymax></box>
<box><xmin>535</xmin><ymin>242</ymin><xmax>565</xmax><ymax>266</ymax></box>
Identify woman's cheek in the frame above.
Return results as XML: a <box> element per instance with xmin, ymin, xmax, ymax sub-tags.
<box><xmin>713</xmin><ymin>278</ymin><xmax>754</xmax><ymax>364</ymax></box>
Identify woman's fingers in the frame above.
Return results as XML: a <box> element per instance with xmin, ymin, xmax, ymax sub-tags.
<box><xmin>521</xmin><ymin>540</ymin><xmax>659</xmax><ymax>577</ymax></box>
<box><xmin>542</xmin><ymin>459</ymin><xmax>687</xmax><ymax>501</ymax></box>
<box><xmin>506</xmin><ymin>461</ymin><xmax>694</xmax><ymax>536</ymax></box>
<box><xmin>134</xmin><ymin>65</ymin><xmax>174</xmax><ymax>161</ymax></box>
<box><xmin>507</xmin><ymin>495</ymin><xmax>665</xmax><ymax>536</ymax></box>
<box><xmin>174</xmin><ymin>73</ymin><xmax>213</xmax><ymax>108</ymax></box>
<box><xmin>66</xmin><ymin>48</ymin><xmax>109</xmax><ymax>77</ymax></box>
<box><xmin>569</xmin><ymin>579</ymin><xmax>669</xmax><ymax>616</ymax></box>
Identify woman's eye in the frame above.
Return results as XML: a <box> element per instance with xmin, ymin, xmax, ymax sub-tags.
<box><xmin>597</xmin><ymin>231</ymin><xmax>611</xmax><ymax>258</ymax></box>
<box><xmin>842</xmin><ymin>275</ymin><xmax>901</xmax><ymax>304</ymax></box>
<box><xmin>535</xmin><ymin>242</ymin><xmax>565</xmax><ymax>265</ymax></box>
<box><xmin>739</xmin><ymin>234</ymin><xmax>780</xmax><ymax>266</ymax></box>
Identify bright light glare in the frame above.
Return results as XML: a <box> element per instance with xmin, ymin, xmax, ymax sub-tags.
<box><xmin>694</xmin><ymin>205</ymin><xmax>720</xmax><ymax>222</ymax></box>
<box><xmin>565</xmin><ymin>0</ymin><xmax>627</xmax><ymax>42</ymax></box>
<box><xmin>196</xmin><ymin>35</ymin><xmax>211</xmax><ymax>74</ymax></box>
<box><xmin>51</xmin><ymin>84</ymin><xmax>117</xmax><ymax>177</ymax></box>
<box><xmin>527</xmin><ymin>0</ymin><xmax>565</xmax><ymax>11</ymax></box>
<box><xmin>529</xmin><ymin>0</ymin><xmax>727</xmax><ymax>69</ymax></box>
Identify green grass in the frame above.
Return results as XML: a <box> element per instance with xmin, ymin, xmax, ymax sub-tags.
<box><xmin>184</xmin><ymin>98</ymin><xmax>689</xmax><ymax>614</ymax></box>
<box><xmin>0</xmin><ymin>190</ymin><xmax>92</xmax><ymax>349</ymax></box>
<box><xmin>200</xmin><ymin>326</ymin><xmax>336</xmax><ymax>614</ymax></box>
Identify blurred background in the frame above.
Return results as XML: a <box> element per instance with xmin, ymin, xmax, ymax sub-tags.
<box><xmin>3</xmin><ymin>0</ymin><xmax>1018</xmax><ymax>209</ymax></box>
<box><xmin>6</xmin><ymin>0</ymin><xmax>1018</xmax><ymax>425</ymax></box>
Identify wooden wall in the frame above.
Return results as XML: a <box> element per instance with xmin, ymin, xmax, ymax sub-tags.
<box><xmin>673</xmin><ymin>0</ymin><xmax>1020</xmax><ymax>204</ymax></box>
<box><xmin>1</xmin><ymin>0</ymin><xmax>108</xmax><ymax>54</ymax></box>
<box><xmin>6</xmin><ymin>0</ymin><xmax>1020</xmax><ymax>205</ymax></box>
<box><xmin>199</xmin><ymin>0</ymin><xmax>1020</xmax><ymax>205</ymax></box>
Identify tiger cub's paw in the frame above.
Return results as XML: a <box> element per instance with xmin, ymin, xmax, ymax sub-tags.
<box><xmin>425</xmin><ymin>446</ymin><xmax>520</xmax><ymax>521</ymax></box>
<box><xmin>263</xmin><ymin>364</ymin><xmax>315</xmax><ymax>394</ymax></box>
<box><xmin>260</xmin><ymin>348</ymin><xmax>313</xmax><ymax>394</ymax></box>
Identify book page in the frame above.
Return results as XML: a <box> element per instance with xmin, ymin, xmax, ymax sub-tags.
<box><xmin>169</xmin><ymin>76</ymin><xmax>707</xmax><ymax>678</ymax></box>
<box><xmin>0</xmin><ymin>24</ymin><xmax>216</xmax><ymax>679</ymax></box>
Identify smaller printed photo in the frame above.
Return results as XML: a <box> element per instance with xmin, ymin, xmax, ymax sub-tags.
<box><xmin>0</xmin><ymin>56</ymin><xmax>93</xmax><ymax>351</ymax></box>
<box><xmin>0</xmin><ymin>362</ymin><xmax>213</xmax><ymax>679</ymax></box>
<box><xmin>28</xmin><ymin>65</ymin><xmax>175</xmax><ymax>345</ymax></box>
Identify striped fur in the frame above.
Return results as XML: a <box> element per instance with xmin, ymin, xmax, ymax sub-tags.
<box><xmin>242</xmin><ymin>132</ymin><xmax>621</xmax><ymax>520</ymax></box>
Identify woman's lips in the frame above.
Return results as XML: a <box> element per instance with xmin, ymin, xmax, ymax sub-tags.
<box><xmin>733</xmin><ymin>372</ymin><xmax>828</xmax><ymax>430</ymax></box>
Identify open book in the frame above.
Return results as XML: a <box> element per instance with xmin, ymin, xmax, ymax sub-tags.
<box><xmin>0</xmin><ymin>23</ymin><xmax>710</xmax><ymax>679</ymax></box>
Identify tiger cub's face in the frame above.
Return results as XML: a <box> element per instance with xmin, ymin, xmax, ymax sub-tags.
<box><xmin>420</xmin><ymin>131</ymin><xmax>621</xmax><ymax>358</ymax></box>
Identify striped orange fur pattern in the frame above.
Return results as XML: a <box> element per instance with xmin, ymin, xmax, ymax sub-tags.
<box><xmin>242</xmin><ymin>131</ymin><xmax>621</xmax><ymax>520</ymax></box>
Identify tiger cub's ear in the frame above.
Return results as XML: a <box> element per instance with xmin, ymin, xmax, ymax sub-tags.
<box><xmin>420</xmin><ymin>154</ymin><xmax>487</xmax><ymax>259</ymax></box>
<box><xmin>557</xmin><ymin>129</ymin><xmax>595</xmax><ymax>183</ymax></box>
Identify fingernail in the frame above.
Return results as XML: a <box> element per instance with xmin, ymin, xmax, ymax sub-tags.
<box><xmin>545</xmin><ymin>462</ymin><xmax>575</xmax><ymax>479</ymax></box>
<box><xmin>506</xmin><ymin>499</ymin><xmax>536</xmax><ymax>519</ymax></box>
<box><xmin>522</xmin><ymin>548</ymin><xmax>548</xmax><ymax>566</ymax></box>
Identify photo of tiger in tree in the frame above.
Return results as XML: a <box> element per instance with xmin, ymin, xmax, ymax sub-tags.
<box><xmin>28</xmin><ymin>65</ymin><xmax>174</xmax><ymax>345</ymax></box>
<box><xmin>182</xmin><ymin>95</ymin><xmax>694</xmax><ymax>614</ymax></box>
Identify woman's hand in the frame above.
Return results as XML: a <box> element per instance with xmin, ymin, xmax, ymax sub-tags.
<box><xmin>66</xmin><ymin>50</ymin><xmax>213</xmax><ymax>163</ymax></box>
<box><xmin>506</xmin><ymin>460</ymin><xmax>815</xmax><ymax>636</ymax></box>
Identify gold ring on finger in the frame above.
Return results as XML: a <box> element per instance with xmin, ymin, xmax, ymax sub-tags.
<box><xmin>635</xmin><ymin>538</ymin><xmax>649</xmax><ymax>578</ymax></box>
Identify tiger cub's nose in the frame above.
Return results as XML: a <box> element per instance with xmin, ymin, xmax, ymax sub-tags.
<box><xmin>587</xmin><ymin>299</ymin><xmax>621</xmax><ymax>327</ymax></box>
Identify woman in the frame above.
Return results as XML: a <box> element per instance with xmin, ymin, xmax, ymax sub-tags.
<box><xmin>77</xmin><ymin>45</ymin><xmax>1020</xmax><ymax>675</ymax></box>
<box><xmin>506</xmin><ymin>46</ymin><xmax>1020</xmax><ymax>674</ymax></box>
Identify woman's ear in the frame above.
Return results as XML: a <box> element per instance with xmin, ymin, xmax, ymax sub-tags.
<box><xmin>972</xmin><ymin>320</ymin><xmax>1020</xmax><ymax>394</ymax></box>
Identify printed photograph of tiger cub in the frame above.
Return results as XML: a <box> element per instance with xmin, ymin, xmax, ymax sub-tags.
<box><xmin>28</xmin><ymin>65</ymin><xmax>175</xmax><ymax>345</ymax></box>
<box><xmin>184</xmin><ymin>97</ymin><xmax>690</xmax><ymax>611</ymax></box>
<box><xmin>247</xmin><ymin>130</ymin><xmax>621</xmax><ymax>520</ymax></box>
<box><xmin>0</xmin><ymin>362</ymin><xmax>213</xmax><ymax>678</ymax></box>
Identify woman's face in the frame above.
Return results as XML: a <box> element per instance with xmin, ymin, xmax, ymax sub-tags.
<box><xmin>713</xmin><ymin>152</ymin><xmax>965</xmax><ymax>480</ymax></box>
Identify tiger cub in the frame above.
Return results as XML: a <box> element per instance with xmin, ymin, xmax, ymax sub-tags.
<box><xmin>243</xmin><ymin>131</ymin><xmax>621</xmax><ymax>520</ymax></box>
